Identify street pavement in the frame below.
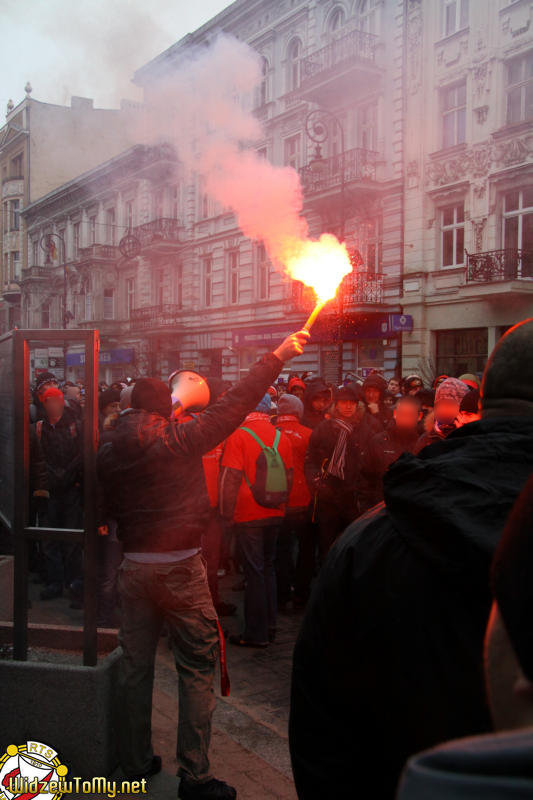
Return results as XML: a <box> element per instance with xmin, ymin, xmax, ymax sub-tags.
<box><xmin>25</xmin><ymin>569</ymin><xmax>305</xmax><ymax>799</ymax></box>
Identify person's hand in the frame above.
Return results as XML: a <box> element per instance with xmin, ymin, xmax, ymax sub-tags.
<box><xmin>98</xmin><ymin>524</ymin><xmax>109</xmax><ymax>536</ymax></box>
<box><xmin>273</xmin><ymin>330</ymin><xmax>310</xmax><ymax>363</ymax></box>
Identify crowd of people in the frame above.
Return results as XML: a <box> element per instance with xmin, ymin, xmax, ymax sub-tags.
<box><xmin>23</xmin><ymin>320</ymin><xmax>533</xmax><ymax>799</ymax></box>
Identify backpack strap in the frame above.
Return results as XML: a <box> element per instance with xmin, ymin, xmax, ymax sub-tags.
<box><xmin>239</xmin><ymin>426</ymin><xmax>271</xmax><ymax>490</ymax></box>
<box><xmin>36</xmin><ymin>420</ymin><xmax>43</xmax><ymax>441</ymax></box>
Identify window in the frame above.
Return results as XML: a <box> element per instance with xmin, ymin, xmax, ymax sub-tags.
<box><xmin>441</xmin><ymin>0</ymin><xmax>469</xmax><ymax>38</ymax></box>
<box><xmin>12</xmin><ymin>251</ymin><xmax>20</xmax><ymax>281</ymax></box>
<box><xmin>506</xmin><ymin>52</ymin><xmax>533</xmax><ymax>126</ymax></box>
<box><xmin>125</xmin><ymin>201</ymin><xmax>134</xmax><ymax>231</ymax></box>
<box><xmin>3</xmin><ymin>253</ymin><xmax>8</xmax><ymax>286</ymax></box>
<box><xmin>154</xmin><ymin>190</ymin><xmax>164</xmax><ymax>219</ymax></box>
<box><xmin>257</xmin><ymin>243</ymin><xmax>270</xmax><ymax>299</ymax></box>
<box><xmin>32</xmin><ymin>239</ymin><xmax>39</xmax><ymax>267</ymax></box>
<box><xmin>441</xmin><ymin>204</ymin><xmax>465</xmax><ymax>267</ymax></box>
<box><xmin>103</xmin><ymin>288</ymin><xmax>114</xmax><ymax>320</ymax></box>
<box><xmin>105</xmin><ymin>208</ymin><xmax>115</xmax><ymax>245</ymax></box>
<box><xmin>287</xmin><ymin>39</ymin><xmax>301</xmax><ymax>91</ymax></box>
<box><xmin>73</xmin><ymin>222</ymin><xmax>80</xmax><ymax>257</ymax></box>
<box><xmin>258</xmin><ymin>57</ymin><xmax>269</xmax><ymax>106</ymax></box>
<box><xmin>155</xmin><ymin>270</ymin><xmax>165</xmax><ymax>306</ymax></box>
<box><xmin>358</xmin><ymin>104</ymin><xmax>377</xmax><ymax>151</ymax></box>
<box><xmin>436</xmin><ymin>328</ymin><xmax>487</xmax><ymax>376</ymax></box>
<box><xmin>10</xmin><ymin>199</ymin><xmax>20</xmax><ymax>231</ymax></box>
<box><xmin>84</xmin><ymin>290</ymin><xmax>92</xmax><ymax>321</ymax></box>
<box><xmin>442</xmin><ymin>82</ymin><xmax>466</xmax><ymax>149</ymax></box>
<box><xmin>177</xmin><ymin>263</ymin><xmax>183</xmax><ymax>308</ymax></box>
<box><xmin>356</xmin><ymin>0</ymin><xmax>380</xmax><ymax>34</ymax></box>
<box><xmin>41</xmin><ymin>302</ymin><xmax>50</xmax><ymax>329</ymax></box>
<box><xmin>2</xmin><ymin>202</ymin><xmax>7</xmax><ymax>234</ymax></box>
<box><xmin>328</xmin><ymin>7</ymin><xmax>345</xmax><ymax>36</ymax></box>
<box><xmin>171</xmin><ymin>186</ymin><xmax>179</xmax><ymax>219</ymax></box>
<box><xmin>89</xmin><ymin>215</ymin><xmax>97</xmax><ymax>245</ymax></box>
<box><xmin>201</xmin><ymin>193</ymin><xmax>209</xmax><ymax>219</ymax></box>
<box><xmin>228</xmin><ymin>250</ymin><xmax>239</xmax><ymax>304</ymax></box>
<box><xmin>126</xmin><ymin>277</ymin><xmax>135</xmax><ymax>317</ymax></box>
<box><xmin>284</xmin><ymin>134</ymin><xmax>301</xmax><ymax>169</ymax></box>
<box><xmin>502</xmin><ymin>189</ymin><xmax>533</xmax><ymax>277</ymax></box>
<box><xmin>10</xmin><ymin>153</ymin><xmax>23</xmax><ymax>177</ymax></box>
<box><xmin>203</xmin><ymin>257</ymin><xmax>213</xmax><ymax>307</ymax></box>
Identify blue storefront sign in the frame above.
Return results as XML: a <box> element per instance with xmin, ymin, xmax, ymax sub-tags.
<box><xmin>66</xmin><ymin>348</ymin><xmax>135</xmax><ymax>367</ymax></box>
<box><xmin>231</xmin><ymin>314</ymin><xmax>413</xmax><ymax>348</ymax></box>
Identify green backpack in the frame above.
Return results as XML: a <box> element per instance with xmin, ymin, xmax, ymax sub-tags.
<box><xmin>240</xmin><ymin>427</ymin><xmax>289</xmax><ymax>508</ymax></box>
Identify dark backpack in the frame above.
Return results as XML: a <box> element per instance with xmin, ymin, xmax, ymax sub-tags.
<box><xmin>240</xmin><ymin>426</ymin><xmax>289</xmax><ymax>508</ymax></box>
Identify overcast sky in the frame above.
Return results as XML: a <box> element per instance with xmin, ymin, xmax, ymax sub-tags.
<box><xmin>0</xmin><ymin>0</ymin><xmax>232</xmax><ymax>112</ymax></box>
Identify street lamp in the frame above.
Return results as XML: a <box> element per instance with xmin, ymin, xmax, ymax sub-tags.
<box><xmin>305</xmin><ymin>108</ymin><xmax>347</xmax><ymax>381</ymax></box>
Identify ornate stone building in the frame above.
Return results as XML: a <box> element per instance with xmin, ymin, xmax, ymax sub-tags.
<box><xmin>401</xmin><ymin>0</ymin><xmax>533</xmax><ymax>377</ymax></box>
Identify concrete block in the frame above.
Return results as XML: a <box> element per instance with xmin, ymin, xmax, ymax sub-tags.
<box><xmin>0</xmin><ymin>647</ymin><xmax>122</xmax><ymax>778</ymax></box>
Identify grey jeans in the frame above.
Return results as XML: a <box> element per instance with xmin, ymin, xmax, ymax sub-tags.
<box><xmin>116</xmin><ymin>552</ymin><xmax>219</xmax><ymax>781</ymax></box>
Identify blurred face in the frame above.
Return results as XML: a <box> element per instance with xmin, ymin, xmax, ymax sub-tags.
<box><xmin>434</xmin><ymin>398</ymin><xmax>460</xmax><ymax>426</ymax></box>
<box><xmin>336</xmin><ymin>399</ymin><xmax>356</xmax><ymax>420</ymax></box>
<box><xmin>388</xmin><ymin>379</ymin><xmax>400</xmax><ymax>395</ymax></box>
<box><xmin>364</xmin><ymin>387</ymin><xmax>380</xmax><ymax>405</ymax></box>
<box><xmin>312</xmin><ymin>393</ymin><xmax>330</xmax><ymax>413</ymax></box>
<box><xmin>290</xmin><ymin>386</ymin><xmax>305</xmax><ymax>401</ymax></box>
<box><xmin>394</xmin><ymin>401</ymin><xmax>421</xmax><ymax>431</ymax></box>
<box><xmin>485</xmin><ymin>602</ymin><xmax>533</xmax><ymax>731</ymax></box>
<box><xmin>38</xmin><ymin>381</ymin><xmax>58</xmax><ymax>400</ymax></box>
<box><xmin>44</xmin><ymin>395</ymin><xmax>64</xmax><ymax>421</ymax></box>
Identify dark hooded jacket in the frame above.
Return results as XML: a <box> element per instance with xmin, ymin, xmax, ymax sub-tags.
<box><xmin>302</xmin><ymin>378</ymin><xmax>331</xmax><ymax>430</ymax></box>
<box><xmin>97</xmin><ymin>353</ymin><xmax>282</xmax><ymax>553</ymax></box>
<box><xmin>290</xmin><ymin>416</ymin><xmax>533</xmax><ymax>800</ymax></box>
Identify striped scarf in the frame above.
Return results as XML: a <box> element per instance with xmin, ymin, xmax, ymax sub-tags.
<box><xmin>326</xmin><ymin>418</ymin><xmax>354</xmax><ymax>480</ymax></box>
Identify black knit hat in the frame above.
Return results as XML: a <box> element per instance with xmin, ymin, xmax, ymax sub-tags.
<box><xmin>482</xmin><ymin>318</ymin><xmax>533</xmax><ymax>413</ymax></box>
<box><xmin>363</xmin><ymin>373</ymin><xmax>387</xmax><ymax>396</ymax></box>
<box><xmin>459</xmin><ymin>388</ymin><xmax>480</xmax><ymax>414</ymax></box>
<box><xmin>131</xmin><ymin>378</ymin><xmax>172</xmax><ymax>418</ymax></box>
<box><xmin>334</xmin><ymin>384</ymin><xmax>360</xmax><ymax>402</ymax></box>
<box><xmin>98</xmin><ymin>387</ymin><xmax>121</xmax><ymax>413</ymax></box>
<box><xmin>491</xmin><ymin>473</ymin><xmax>533</xmax><ymax>681</ymax></box>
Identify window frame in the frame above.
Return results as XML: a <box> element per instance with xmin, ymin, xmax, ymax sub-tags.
<box><xmin>440</xmin><ymin>202</ymin><xmax>465</xmax><ymax>268</ymax></box>
<box><xmin>441</xmin><ymin>0</ymin><xmax>469</xmax><ymax>38</ymax></box>
<box><xmin>441</xmin><ymin>81</ymin><xmax>467</xmax><ymax>150</ymax></box>
<box><xmin>203</xmin><ymin>256</ymin><xmax>213</xmax><ymax>308</ymax></box>
<box><xmin>505</xmin><ymin>51</ymin><xmax>533</xmax><ymax>126</ymax></box>
<box><xmin>228</xmin><ymin>249</ymin><xmax>240</xmax><ymax>305</ymax></box>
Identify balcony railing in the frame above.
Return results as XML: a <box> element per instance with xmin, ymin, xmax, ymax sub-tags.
<box><xmin>342</xmin><ymin>271</ymin><xmax>384</xmax><ymax>305</ymax></box>
<box><xmin>300</xmin><ymin>147</ymin><xmax>378</xmax><ymax>194</ymax></box>
<box><xmin>301</xmin><ymin>28</ymin><xmax>379</xmax><ymax>82</ymax></box>
<box><xmin>130</xmin><ymin>303</ymin><xmax>183</xmax><ymax>331</ymax></box>
<box><xmin>78</xmin><ymin>243</ymin><xmax>119</xmax><ymax>261</ymax></box>
<box><xmin>466</xmin><ymin>249</ymin><xmax>533</xmax><ymax>283</ymax></box>
<box><xmin>132</xmin><ymin>218</ymin><xmax>183</xmax><ymax>249</ymax></box>
<box><xmin>21</xmin><ymin>266</ymin><xmax>50</xmax><ymax>280</ymax></box>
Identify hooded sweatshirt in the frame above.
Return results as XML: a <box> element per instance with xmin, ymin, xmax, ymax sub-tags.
<box><xmin>290</xmin><ymin>415</ymin><xmax>533</xmax><ymax>800</ymax></box>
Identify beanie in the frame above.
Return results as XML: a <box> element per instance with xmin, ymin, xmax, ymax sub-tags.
<box><xmin>256</xmin><ymin>393</ymin><xmax>272</xmax><ymax>414</ymax></box>
<box><xmin>363</xmin><ymin>373</ymin><xmax>387</xmax><ymax>395</ymax></box>
<box><xmin>335</xmin><ymin>384</ymin><xmax>359</xmax><ymax>402</ymax></box>
<box><xmin>278</xmin><ymin>393</ymin><xmax>304</xmax><ymax>419</ymax></box>
<box><xmin>459</xmin><ymin>373</ymin><xmax>481</xmax><ymax>391</ymax></box>
<box><xmin>482</xmin><ymin>318</ymin><xmax>533</xmax><ymax>413</ymax></box>
<box><xmin>435</xmin><ymin>377</ymin><xmax>470</xmax><ymax>405</ymax></box>
<box><xmin>460</xmin><ymin>388</ymin><xmax>480</xmax><ymax>414</ymax></box>
<box><xmin>131</xmin><ymin>378</ymin><xmax>172</xmax><ymax>419</ymax></box>
<box><xmin>288</xmin><ymin>377</ymin><xmax>306</xmax><ymax>393</ymax></box>
<box><xmin>99</xmin><ymin>388</ymin><xmax>121</xmax><ymax>413</ymax></box>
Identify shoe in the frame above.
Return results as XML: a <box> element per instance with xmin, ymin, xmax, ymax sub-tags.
<box><xmin>228</xmin><ymin>633</ymin><xmax>268</xmax><ymax>648</ymax></box>
<box><xmin>127</xmin><ymin>754</ymin><xmax>162</xmax><ymax>781</ymax></box>
<box><xmin>215</xmin><ymin>601</ymin><xmax>236</xmax><ymax>617</ymax></box>
<box><xmin>178</xmin><ymin>775</ymin><xmax>236</xmax><ymax>799</ymax></box>
<box><xmin>40</xmin><ymin>583</ymin><xmax>62</xmax><ymax>600</ymax></box>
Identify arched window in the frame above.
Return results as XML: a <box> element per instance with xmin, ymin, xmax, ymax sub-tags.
<box><xmin>356</xmin><ymin>0</ymin><xmax>379</xmax><ymax>34</ymax></box>
<box><xmin>287</xmin><ymin>39</ymin><xmax>302</xmax><ymax>91</ymax></box>
<box><xmin>260</xmin><ymin>57</ymin><xmax>269</xmax><ymax>106</ymax></box>
<box><xmin>329</xmin><ymin>6</ymin><xmax>346</xmax><ymax>34</ymax></box>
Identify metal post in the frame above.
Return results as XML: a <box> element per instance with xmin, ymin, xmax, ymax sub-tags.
<box><xmin>83</xmin><ymin>329</ymin><xmax>99</xmax><ymax>666</ymax></box>
<box><xmin>13</xmin><ymin>331</ymin><xmax>29</xmax><ymax>660</ymax></box>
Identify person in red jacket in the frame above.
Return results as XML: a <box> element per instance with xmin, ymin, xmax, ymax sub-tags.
<box><xmin>220</xmin><ymin>393</ymin><xmax>293</xmax><ymax>647</ymax></box>
<box><xmin>275</xmin><ymin>393</ymin><xmax>312</xmax><ymax>611</ymax></box>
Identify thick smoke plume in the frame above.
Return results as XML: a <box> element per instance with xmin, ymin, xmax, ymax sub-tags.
<box><xmin>138</xmin><ymin>34</ymin><xmax>351</xmax><ymax>301</ymax></box>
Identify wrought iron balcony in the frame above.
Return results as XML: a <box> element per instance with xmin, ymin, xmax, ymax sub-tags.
<box><xmin>300</xmin><ymin>147</ymin><xmax>378</xmax><ymax>195</ymax></box>
<box><xmin>301</xmin><ymin>28</ymin><xmax>379</xmax><ymax>82</ymax></box>
<box><xmin>466</xmin><ymin>249</ymin><xmax>533</xmax><ymax>283</ymax></box>
<box><xmin>21</xmin><ymin>266</ymin><xmax>50</xmax><ymax>281</ymax></box>
<box><xmin>132</xmin><ymin>218</ymin><xmax>184</xmax><ymax>251</ymax></box>
<box><xmin>342</xmin><ymin>271</ymin><xmax>384</xmax><ymax>305</ymax></box>
<box><xmin>130</xmin><ymin>303</ymin><xmax>183</xmax><ymax>331</ymax></box>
